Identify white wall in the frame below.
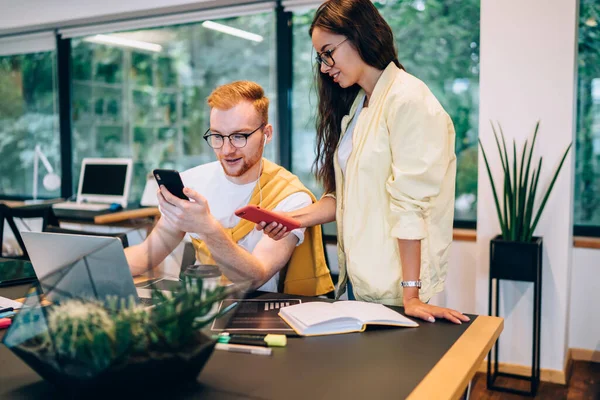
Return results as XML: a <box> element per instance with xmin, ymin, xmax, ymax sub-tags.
<box><xmin>568</xmin><ymin>248</ymin><xmax>600</xmax><ymax>351</ymax></box>
<box><xmin>430</xmin><ymin>241</ymin><xmax>478</xmax><ymax>314</ymax></box>
<box><xmin>477</xmin><ymin>0</ymin><xmax>577</xmax><ymax>371</ymax></box>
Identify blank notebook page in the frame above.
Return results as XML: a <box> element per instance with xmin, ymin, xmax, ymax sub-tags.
<box><xmin>332</xmin><ymin>301</ymin><xmax>418</xmax><ymax>325</ymax></box>
<box><xmin>282</xmin><ymin>302</ymin><xmax>355</xmax><ymax>326</ymax></box>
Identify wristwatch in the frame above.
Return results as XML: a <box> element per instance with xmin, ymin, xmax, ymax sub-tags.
<box><xmin>401</xmin><ymin>280</ymin><xmax>422</xmax><ymax>289</ymax></box>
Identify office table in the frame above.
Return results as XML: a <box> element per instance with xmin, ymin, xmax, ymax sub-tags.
<box><xmin>0</xmin><ymin>286</ymin><xmax>502</xmax><ymax>400</ymax></box>
<box><xmin>0</xmin><ymin>200</ymin><xmax>159</xmax><ymax>227</ymax></box>
<box><xmin>52</xmin><ymin>206</ymin><xmax>160</xmax><ymax>225</ymax></box>
<box><xmin>54</xmin><ymin>206</ymin><xmax>160</xmax><ymax>237</ymax></box>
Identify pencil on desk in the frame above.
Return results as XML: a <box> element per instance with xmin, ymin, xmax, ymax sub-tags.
<box><xmin>215</xmin><ymin>343</ymin><xmax>272</xmax><ymax>356</ymax></box>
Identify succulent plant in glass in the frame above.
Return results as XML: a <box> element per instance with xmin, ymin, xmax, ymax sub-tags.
<box><xmin>3</xmin><ymin>275</ymin><xmax>242</xmax><ymax>395</ymax></box>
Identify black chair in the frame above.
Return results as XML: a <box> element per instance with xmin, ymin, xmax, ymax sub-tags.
<box><xmin>0</xmin><ymin>203</ymin><xmax>59</xmax><ymax>260</ymax></box>
<box><xmin>43</xmin><ymin>225</ymin><xmax>130</xmax><ymax>248</ymax></box>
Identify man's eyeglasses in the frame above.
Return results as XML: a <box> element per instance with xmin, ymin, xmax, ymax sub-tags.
<box><xmin>315</xmin><ymin>38</ymin><xmax>348</xmax><ymax>67</ymax></box>
<box><xmin>203</xmin><ymin>122</ymin><xmax>265</xmax><ymax>149</ymax></box>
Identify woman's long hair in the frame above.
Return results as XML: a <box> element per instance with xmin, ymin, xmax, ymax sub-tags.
<box><xmin>309</xmin><ymin>0</ymin><xmax>403</xmax><ymax>194</ymax></box>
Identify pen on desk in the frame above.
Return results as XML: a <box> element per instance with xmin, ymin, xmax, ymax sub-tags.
<box><xmin>0</xmin><ymin>318</ymin><xmax>11</xmax><ymax>329</ymax></box>
<box><xmin>0</xmin><ymin>307</ymin><xmax>14</xmax><ymax>314</ymax></box>
<box><xmin>215</xmin><ymin>343</ymin><xmax>272</xmax><ymax>356</ymax></box>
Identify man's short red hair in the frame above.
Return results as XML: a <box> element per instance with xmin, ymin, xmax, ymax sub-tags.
<box><xmin>207</xmin><ymin>80</ymin><xmax>269</xmax><ymax>123</ymax></box>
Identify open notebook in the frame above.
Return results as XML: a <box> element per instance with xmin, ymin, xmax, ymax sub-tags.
<box><xmin>278</xmin><ymin>301</ymin><xmax>418</xmax><ymax>336</ymax></box>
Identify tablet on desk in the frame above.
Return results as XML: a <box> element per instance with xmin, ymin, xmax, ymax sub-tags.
<box><xmin>211</xmin><ymin>298</ymin><xmax>301</xmax><ymax>335</ymax></box>
<box><xmin>0</xmin><ymin>258</ymin><xmax>37</xmax><ymax>287</ymax></box>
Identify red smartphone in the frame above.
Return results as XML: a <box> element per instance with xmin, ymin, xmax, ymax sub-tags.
<box><xmin>153</xmin><ymin>169</ymin><xmax>189</xmax><ymax>200</ymax></box>
<box><xmin>234</xmin><ymin>205</ymin><xmax>301</xmax><ymax>231</ymax></box>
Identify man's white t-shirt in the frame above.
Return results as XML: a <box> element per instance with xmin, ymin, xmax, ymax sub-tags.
<box><xmin>179</xmin><ymin>161</ymin><xmax>312</xmax><ymax>292</ymax></box>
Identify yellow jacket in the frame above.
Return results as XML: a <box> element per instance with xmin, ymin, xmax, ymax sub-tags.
<box><xmin>192</xmin><ymin>159</ymin><xmax>334</xmax><ymax>296</ymax></box>
<box><xmin>334</xmin><ymin>62</ymin><xmax>456</xmax><ymax>304</ymax></box>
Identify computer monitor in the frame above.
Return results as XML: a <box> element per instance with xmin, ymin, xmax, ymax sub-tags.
<box><xmin>76</xmin><ymin>158</ymin><xmax>133</xmax><ymax>208</ymax></box>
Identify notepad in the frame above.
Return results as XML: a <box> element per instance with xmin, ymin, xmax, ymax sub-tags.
<box><xmin>278</xmin><ymin>300</ymin><xmax>418</xmax><ymax>336</ymax></box>
<box><xmin>0</xmin><ymin>296</ymin><xmax>23</xmax><ymax>310</ymax></box>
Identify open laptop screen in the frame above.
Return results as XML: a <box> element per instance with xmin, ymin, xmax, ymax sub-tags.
<box><xmin>77</xmin><ymin>158</ymin><xmax>132</xmax><ymax>207</ymax></box>
<box><xmin>81</xmin><ymin>164</ymin><xmax>128</xmax><ymax>196</ymax></box>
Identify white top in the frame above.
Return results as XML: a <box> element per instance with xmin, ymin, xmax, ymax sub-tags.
<box><xmin>179</xmin><ymin>161</ymin><xmax>312</xmax><ymax>292</ymax></box>
<box><xmin>338</xmin><ymin>95</ymin><xmax>366</xmax><ymax>176</ymax></box>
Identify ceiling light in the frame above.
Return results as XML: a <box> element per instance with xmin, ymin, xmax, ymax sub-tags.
<box><xmin>83</xmin><ymin>34</ymin><xmax>163</xmax><ymax>52</ymax></box>
<box><xmin>201</xmin><ymin>21</ymin><xmax>263</xmax><ymax>43</ymax></box>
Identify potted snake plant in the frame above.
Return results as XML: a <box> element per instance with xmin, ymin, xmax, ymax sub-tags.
<box><xmin>479</xmin><ymin>121</ymin><xmax>572</xmax><ymax>281</ymax></box>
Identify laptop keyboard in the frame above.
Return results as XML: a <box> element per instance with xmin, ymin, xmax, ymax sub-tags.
<box><xmin>139</xmin><ymin>297</ymin><xmax>154</xmax><ymax>306</ymax></box>
<box><xmin>53</xmin><ymin>202</ymin><xmax>111</xmax><ymax>211</ymax></box>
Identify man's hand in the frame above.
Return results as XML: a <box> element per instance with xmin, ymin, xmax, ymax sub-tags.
<box><xmin>158</xmin><ymin>186</ymin><xmax>219</xmax><ymax>240</ymax></box>
<box><xmin>403</xmin><ymin>297</ymin><xmax>470</xmax><ymax>324</ymax></box>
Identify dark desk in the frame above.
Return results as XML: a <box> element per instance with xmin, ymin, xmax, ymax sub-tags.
<box><xmin>0</xmin><ymin>287</ymin><xmax>503</xmax><ymax>399</ymax></box>
<box><xmin>54</xmin><ymin>207</ymin><xmax>159</xmax><ymax>238</ymax></box>
<box><xmin>53</xmin><ymin>206</ymin><xmax>160</xmax><ymax>225</ymax></box>
<box><xmin>0</xmin><ymin>200</ymin><xmax>159</xmax><ymax>225</ymax></box>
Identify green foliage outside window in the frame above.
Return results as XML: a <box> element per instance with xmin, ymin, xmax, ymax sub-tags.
<box><xmin>575</xmin><ymin>0</ymin><xmax>600</xmax><ymax>227</ymax></box>
<box><xmin>71</xmin><ymin>13</ymin><xmax>276</xmax><ymax>203</ymax></box>
<box><xmin>0</xmin><ymin>52</ymin><xmax>60</xmax><ymax>198</ymax></box>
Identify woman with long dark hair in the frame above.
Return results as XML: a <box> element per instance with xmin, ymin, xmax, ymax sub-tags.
<box><xmin>260</xmin><ymin>0</ymin><xmax>468</xmax><ymax>324</ymax></box>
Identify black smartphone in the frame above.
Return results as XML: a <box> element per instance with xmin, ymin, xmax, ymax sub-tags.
<box><xmin>153</xmin><ymin>169</ymin><xmax>189</xmax><ymax>200</ymax></box>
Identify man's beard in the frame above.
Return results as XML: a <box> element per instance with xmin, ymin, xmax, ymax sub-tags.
<box><xmin>219</xmin><ymin>151</ymin><xmax>262</xmax><ymax>178</ymax></box>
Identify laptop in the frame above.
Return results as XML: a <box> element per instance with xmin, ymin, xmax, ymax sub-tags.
<box><xmin>20</xmin><ymin>231</ymin><xmax>165</xmax><ymax>306</ymax></box>
<box><xmin>53</xmin><ymin>158</ymin><xmax>133</xmax><ymax>211</ymax></box>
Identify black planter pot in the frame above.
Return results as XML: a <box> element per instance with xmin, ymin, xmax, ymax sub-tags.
<box><xmin>490</xmin><ymin>235</ymin><xmax>542</xmax><ymax>282</ymax></box>
<box><xmin>487</xmin><ymin>234</ymin><xmax>543</xmax><ymax>396</ymax></box>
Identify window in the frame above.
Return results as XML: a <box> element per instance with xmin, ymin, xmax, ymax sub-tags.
<box><xmin>0</xmin><ymin>51</ymin><xmax>60</xmax><ymax>198</ymax></box>
<box><xmin>71</xmin><ymin>11</ymin><xmax>277</xmax><ymax>202</ymax></box>
<box><xmin>291</xmin><ymin>0</ymin><xmax>480</xmax><ymax>224</ymax></box>
<box><xmin>575</xmin><ymin>0</ymin><xmax>600</xmax><ymax>231</ymax></box>
<box><xmin>291</xmin><ymin>9</ymin><xmax>321</xmax><ymax>198</ymax></box>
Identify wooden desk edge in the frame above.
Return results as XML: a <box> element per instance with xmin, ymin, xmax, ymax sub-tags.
<box><xmin>94</xmin><ymin>207</ymin><xmax>160</xmax><ymax>224</ymax></box>
<box><xmin>407</xmin><ymin>315</ymin><xmax>504</xmax><ymax>400</ymax></box>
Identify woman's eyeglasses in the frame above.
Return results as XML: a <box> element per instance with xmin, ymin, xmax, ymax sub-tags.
<box><xmin>315</xmin><ymin>38</ymin><xmax>348</xmax><ymax>67</ymax></box>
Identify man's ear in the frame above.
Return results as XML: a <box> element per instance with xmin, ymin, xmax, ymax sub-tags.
<box><xmin>263</xmin><ymin>123</ymin><xmax>274</xmax><ymax>145</ymax></box>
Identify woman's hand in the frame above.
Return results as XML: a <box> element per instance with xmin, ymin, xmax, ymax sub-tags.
<box><xmin>256</xmin><ymin>196</ymin><xmax>336</xmax><ymax>241</ymax></box>
<box><xmin>256</xmin><ymin>213</ymin><xmax>293</xmax><ymax>241</ymax></box>
<box><xmin>403</xmin><ymin>297</ymin><xmax>470</xmax><ymax>324</ymax></box>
